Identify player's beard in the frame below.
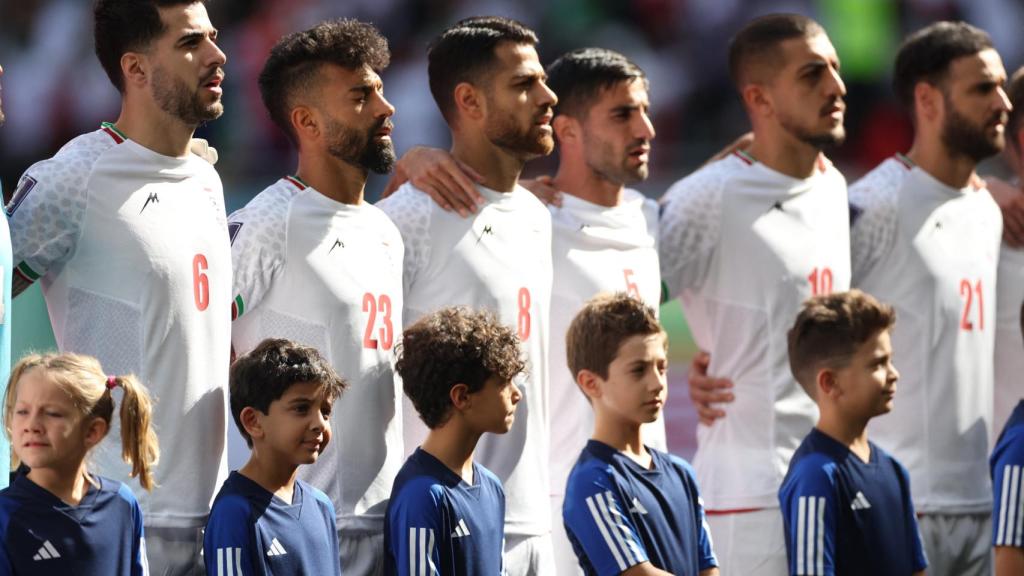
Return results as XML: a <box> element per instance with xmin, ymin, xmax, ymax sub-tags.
<box><xmin>325</xmin><ymin>116</ymin><xmax>396</xmax><ymax>175</ymax></box>
<box><xmin>485</xmin><ymin>106</ymin><xmax>555</xmax><ymax>159</ymax></box>
<box><xmin>584</xmin><ymin>131</ymin><xmax>649</xmax><ymax>185</ymax></box>
<box><xmin>151</xmin><ymin>65</ymin><xmax>224</xmax><ymax>127</ymax></box>
<box><xmin>778</xmin><ymin>99</ymin><xmax>846</xmax><ymax>150</ymax></box>
<box><xmin>942</xmin><ymin>98</ymin><xmax>1006</xmax><ymax>162</ymax></box>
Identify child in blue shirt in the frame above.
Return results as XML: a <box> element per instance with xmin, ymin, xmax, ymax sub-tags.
<box><xmin>204</xmin><ymin>338</ymin><xmax>347</xmax><ymax>576</ymax></box>
<box><xmin>0</xmin><ymin>352</ymin><xmax>158</xmax><ymax>575</ymax></box>
<box><xmin>991</xmin><ymin>300</ymin><xmax>1024</xmax><ymax>576</ymax></box>
<box><xmin>562</xmin><ymin>292</ymin><xmax>719</xmax><ymax>576</ymax></box>
<box><xmin>779</xmin><ymin>290</ymin><xmax>927</xmax><ymax>576</ymax></box>
<box><xmin>385</xmin><ymin>307</ymin><xmax>525</xmax><ymax>575</ymax></box>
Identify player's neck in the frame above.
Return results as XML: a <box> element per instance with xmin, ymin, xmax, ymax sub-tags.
<box><xmin>27</xmin><ymin>463</ymin><xmax>93</xmax><ymax>506</ymax></box>
<box><xmin>906</xmin><ymin>140</ymin><xmax>978</xmax><ymax>189</ymax></box>
<box><xmin>239</xmin><ymin>452</ymin><xmax>300</xmax><ymax>504</ymax></box>
<box><xmin>592</xmin><ymin>416</ymin><xmax>651</xmax><ymax>468</ymax></box>
<box><xmin>816</xmin><ymin>414</ymin><xmax>871</xmax><ymax>463</ymax></box>
<box><xmin>748</xmin><ymin>130</ymin><xmax>822</xmax><ymax>180</ymax></box>
<box><xmin>552</xmin><ymin>161</ymin><xmax>623</xmax><ymax>208</ymax></box>
<box><xmin>113</xmin><ymin>98</ymin><xmax>196</xmax><ymax>158</ymax></box>
<box><xmin>422</xmin><ymin>424</ymin><xmax>478</xmax><ymax>484</ymax></box>
<box><xmin>295</xmin><ymin>153</ymin><xmax>366</xmax><ymax>205</ymax></box>
<box><xmin>450</xmin><ymin>133</ymin><xmax>525</xmax><ymax>193</ymax></box>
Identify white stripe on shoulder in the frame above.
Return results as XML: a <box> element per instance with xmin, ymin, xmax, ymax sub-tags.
<box><xmin>585</xmin><ymin>493</ymin><xmax>628</xmax><ymax>570</ymax></box>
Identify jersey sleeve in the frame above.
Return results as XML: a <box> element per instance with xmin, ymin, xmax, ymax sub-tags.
<box><xmin>895</xmin><ymin>462</ymin><xmax>928</xmax><ymax>571</ymax></box>
<box><xmin>311</xmin><ymin>487</ymin><xmax>343</xmax><ymax>576</ymax></box>
<box><xmin>674</xmin><ymin>457</ymin><xmax>718</xmax><ymax>571</ymax></box>
<box><xmin>779</xmin><ymin>461</ymin><xmax>839</xmax><ymax>576</ymax></box>
<box><xmin>203</xmin><ymin>495</ymin><xmax>260</xmax><ymax>576</ymax></box>
<box><xmin>0</xmin><ymin>495</ymin><xmax>16</xmax><ymax>576</ymax></box>
<box><xmin>563</xmin><ymin>465</ymin><xmax>649</xmax><ymax>576</ymax></box>
<box><xmin>387</xmin><ymin>482</ymin><xmax>445</xmax><ymax>576</ymax></box>
<box><xmin>376</xmin><ymin>185</ymin><xmax>433</xmax><ymax>295</ymax></box>
<box><xmin>992</xmin><ymin>429</ymin><xmax>1024</xmax><ymax>548</ymax></box>
<box><xmin>227</xmin><ymin>189</ymin><xmax>289</xmax><ymax>321</ymax></box>
<box><xmin>657</xmin><ymin>166</ymin><xmax>725</xmax><ymax>301</ymax></box>
<box><xmin>116</xmin><ymin>483</ymin><xmax>150</xmax><ymax>576</ymax></box>
<box><xmin>848</xmin><ymin>179</ymin><xmax>898</xmax><ymax>286</ymax></box>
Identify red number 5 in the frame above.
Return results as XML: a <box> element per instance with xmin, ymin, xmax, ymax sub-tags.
<box><xmin>193</xmin><ymin>254</ymin><xmax>209</xmax><ymax>311</ymax></box>
<box><xmin>623</xmin><ymin>269</ymin><xmax>640</xmax><ymax>299</ymax></box>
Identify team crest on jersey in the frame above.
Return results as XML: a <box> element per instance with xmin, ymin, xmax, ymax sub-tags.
<box><xmin>227</xmin><ymin>222</ymin><xmax>243</xmax><ymax>245</ymax></box>
<box><xmin>6</xmin><ymin>175</ymin><xmax>37</xmax><ymax>217</ymax></box>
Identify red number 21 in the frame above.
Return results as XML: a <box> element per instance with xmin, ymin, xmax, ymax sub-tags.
<box><xmin>960</xmin><ymin>279</ymin><xmax>984</xmax><ymax>331</ymax></box>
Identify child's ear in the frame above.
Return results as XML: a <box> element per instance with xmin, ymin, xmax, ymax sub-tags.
<box><xmin>240</xmin><ymin>407</ymin><xmax>264</xmax><ymax>441</ymax></box>
<box><xmin>83</xmin><ymin>417</ymin><xmax>109</xmax><ymax>449</ymax></box>
<box><xmin>576</xmin><ymin>369</ymin><xmax>603</xmax><ymax>400</ymax></box>
<box><xmin>450</xmin><ymin>383</ymin><xmax>471</xmax><ymax>411</ymax></box>
<box><xmin>817</xmin><ymin>368</ymin><xmax>840</xmax><ymax>399</ymax></box>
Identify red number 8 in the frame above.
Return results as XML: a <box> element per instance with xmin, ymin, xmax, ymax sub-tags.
<box><xmin>517</xmin><ymin>287</ymin><xmax>531</xmax><ymax>340</ymax></box>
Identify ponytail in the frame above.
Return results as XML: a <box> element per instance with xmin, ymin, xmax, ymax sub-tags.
<box><xmin>107</xmin><ymin>375</ymin><xmax>159</xmax><ymax>491</ymax></box>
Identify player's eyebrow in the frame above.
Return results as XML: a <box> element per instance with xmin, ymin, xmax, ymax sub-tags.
<box><xmin>176</xmin><ymin>28</ymin><xmax>218</xmax><ymax>47</ymax></box>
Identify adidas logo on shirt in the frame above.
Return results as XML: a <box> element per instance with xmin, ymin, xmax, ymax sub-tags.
<box><xmin>850</xmin><ymin>491</ymin><xmax>872</xmax><ymax>510</ymax></box>
<box><xmin>628</xmin><ymin>497</ymin><xmax>649</xmax><ymax>515</ymax></box>
<box><xmin>266</xmin><ymin>537</ymin><xmax>287</xmax><ymax>556</ymax></box>
<box><xmin>33</xmin><ymin>540</ymin><xmax>61</xmax><ymax>561</ymax></box>
<box><xmin>451</xmin><ymin>518</ymin><xmax>471</xmax><ymax>539</ymax></box>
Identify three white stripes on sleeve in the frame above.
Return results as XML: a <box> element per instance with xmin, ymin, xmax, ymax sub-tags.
<box><xmin>996</xmin><ymin>464</ymin><xmax>1024</xmax><ymax>546</ymax></box>
<box><xmin>215</xmin><ymin>547</ymin><xmax>244</xmax><ymax>576</ymax></box>
<box><xmin>585</xmin><ymin>490</ymin><xmax>645</xmax><ymax>572</ymax></box>
<box><xmin>795</xmin><ymin>496</ymin><xmax>826</xmax><ymax>576</ymax></box>
<box><xmin>408</xmin><ymin>527</ymin><xmax>439</xmax><ymax>576</ymax></box>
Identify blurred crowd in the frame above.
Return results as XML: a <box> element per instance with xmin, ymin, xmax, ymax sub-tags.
<box><xmin>2</xmin><ymin>0</ymin><xmax>1023</xmax><ymax>208</ymax></box>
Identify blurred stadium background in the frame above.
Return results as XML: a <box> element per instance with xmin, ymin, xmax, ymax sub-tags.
<box><xmin>2</xmin><ymin>0</ymin><xmax>1022</xmax><ymax>458</ymax></box>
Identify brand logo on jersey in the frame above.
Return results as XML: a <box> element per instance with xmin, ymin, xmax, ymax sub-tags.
<box><xmin>6</xmin><ymin>175</ymin><xmax>37</xmax><ymax>217</ymax></box>
<box><xmin>476</xmin><ymin>224</ymin><xmax>494</xmax><ymax>245</ymax></box>
<box><xmin>850</xmin><ymin>491</ymin><xmax>872</xmax><ymax>510</ymax></box>
<box><xmin>228</xmin><ymin>222</ymin><xmax>243</xmax><ymax>245</ymax></box>
<box><xmin>770</xmin><ymin>200</ymin><xmax>785</xmax><ymax>212</ymax></box>
<box><xmin>266</xmin><ymin>537</ymin><xmax>287</xmax><ymax>557</ymax></box>
<box><xmin>628</xmin><ymin>497</ymin><xmax>649</xmax><ymax>515</ymax></box>
<box><xmin>329</xmin><ymin>238</ymin><xmax>345</xmax><ymax>254</ymax></box>
<box><xmin>32</xmin><ymin>540</ymin><xmax>61</xmax><ymax>561</ymax></box>
<box><xmin>140</xmin><ymin>192</ymin><xmax>159</xmax><ymax>214</ymax></box>
<box><xmin>450</xmin><ymin>518</ymin><xmax>471</xmax><ymax>539</ymax></box>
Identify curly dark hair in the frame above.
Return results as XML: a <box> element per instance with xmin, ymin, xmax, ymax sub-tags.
<box><xmin>229</xmin><ymin>338</ymin><xmax>347</xmax><ymax>447</ymax></box>
<box><xmin>259</xmin><ymin>19</ymin><xmax>391</xmax><ymax>144</ymax></box>
<box><xmin>566</xmin><ymin>292</ymin><xmax>664</xmax><ymax>381</ymax></box>
<box><xmin>395</xmin><ymin>307</ymin><xmax>526</xmax><ymax>428</ymax></box>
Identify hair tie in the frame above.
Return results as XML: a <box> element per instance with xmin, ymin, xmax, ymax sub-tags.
<box><xmin>106</xmin><ymin>376</ymin><xmax>118</xmax><ymax>390</ymax></box>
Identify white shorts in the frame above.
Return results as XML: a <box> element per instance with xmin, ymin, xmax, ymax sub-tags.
<box><xmin>146</xmin><ymin>525</ymin><xmax>205</xmax><ymax>576</ymax></box>
<box><xmin>706</xmin><ymin>508</ymin><xmax>787</xmax><ymax>576</ymax></box>
<box><xmin>550</xmin><ymin>495</ymin><xmax>583</xmax><ymax>575</ymax></box>
<box><xmin>339</xmin><ymin>530</ymin><xmax>384</xmax><ymax>576</ymax></box>
<box><xmin>505</xmin><ymin>532</ymin><xmax>556</xmax><ymax>576</ymax></box>
<box><xmin>917</xmin><ymin>512</ymin><xmax>991</xmax><ymax>576</ymax></box>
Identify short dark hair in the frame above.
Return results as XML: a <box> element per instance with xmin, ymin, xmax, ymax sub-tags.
<box><xmin>229</xmin><ymin>338</ymin><xmax>347</xmax><ymax>447</ymax></box>
<box><xmin>566</xmin><ymin>293</ymin><xmax>665</xmax><ymax>381</ymax></box>
<box><xmin>427</xmin><ymin>16</ymin><xmax>539</xmax><ymax>124</ymax></box>
<box><xmin>1006</xmin><ymin>67</ymin><xmax>1024</xmax><ymax>151</ymax></box>
<box><xmin>546</xmin><ymin>48</ymin><xmax>647</xmax><ymax>120</ymax></box>
<box><xmin>395</xmin><ymin>307</ymin><xmax>526</xmax><ymax>429</ymax></box>
<box><xmin>728</xmin><ymin>13</ymin><xmax>825</xmax><ymax>90</ymax></box>
<box><xmin>893</xmin><ymin>21</ymin><xmax>994</xmax><ymax>110</ymax></box>
<box><xmin>94</xmin><ymin>0</ymin><xmax>206</xmax><ymax>93</ymax></box>
<box><xmin>787</xmin><ymin>290</ymin><xmax>896</xmax><ymax>399</ymax></box>
<box><xmin>259</xmin><ymin>19</ymin><xmax>391</xmax><ymax>144</ymax></box>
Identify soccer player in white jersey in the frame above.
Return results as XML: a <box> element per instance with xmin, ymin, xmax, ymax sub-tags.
<box><xmin>377</xmin><ymin>16</ymin><xmax>558</xmax><ymax>574</ymax></box>
<box><xmin>227</xmin><ymin>20</ymin><xmax>403</xmax><ymax>575</ymax></box>
<box><xmin>5</xmin><ymin>1</ymin><xmax>229</xmax><ymax>574</ymax></box>
<box><xmin>659</xmin><ymin>14</ymin><xmax>851</xmax><ymax>574</ymax></box>
<box><xmin>847</xmin><ymin>22</ymin><xmax>1009</xmax><ymax>575</ymax></box>
<box><xmin>0</xmin><ymin>62</ymin><xmax>13</xmax><ymax>490</ymax></box>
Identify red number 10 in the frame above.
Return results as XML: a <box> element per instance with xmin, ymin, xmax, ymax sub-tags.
<box><xmin>808</xmin><ymin>266</ymin><xmax>833</xmax><ymax>296</ymax></box>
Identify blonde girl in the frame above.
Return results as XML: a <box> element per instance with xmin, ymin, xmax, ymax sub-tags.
<box><xmin>0</xmin><ymin>353</ymin><xmax>158</xmax><ymax>575</ymax></box>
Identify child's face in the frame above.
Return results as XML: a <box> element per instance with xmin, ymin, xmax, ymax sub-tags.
<box><xmin>258</xmin><ymin>381</ymin><xmax>333</xmax><ymax>467</ymax></box>
<box><xmin>465</xmin><ymin>376</ymin><xmax>521</xmax><ymax>434</ymax></box>
<box><xmin>595</xmin><ymin>333</ymin><xmax>668</xmax><ymax>426</ymax></box>
<box><xmin>831</xmin><ymin>329</ymin><xmax>899</xmax><ymax>418</ymax></box>
<box><xmin>11</xmin><ymin>369</ymin><xmax>91</xmax><ymax>471</ymax></box>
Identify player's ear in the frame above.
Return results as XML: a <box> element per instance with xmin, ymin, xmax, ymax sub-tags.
<box><xmin>913</xmin><ymin>81</ymin><xmax>941</xmax><ymax>126</ymax></box>
<box><xmin>450</xmin><ymin>383</ymin><xmax>472</xmax><ymax>411</ymax></box>
<box><xmin>239</xmin><ymin>407</ymin><xmax>264</xmax><ymax>441</ymax></box>
<box><xmin>454</xmin><ymin>83</ymin><xmax>484</xmax><ymax>122</ymax></box>
<box><xmin>576</xmin><ymin>369</ymin><xmax>603</xmax><ymax>400</ymax></box>
<box><xmin>121</xmin><ymin>52</ymin><xmax>148</xmax><ymax>90</ymax></box>
<box><xmin>552</xmin><ymin>115</ymin><xmax>577</xmax><ymax>144</ymax></box>
<box><xmin>741</xmin><ymin>83</ymin><xmax>771</xmax><ymax>118</ymax></box>
<box><xmin>291</xmin><ymin>105</ymin><xmax>318</xmax><ymax>142</ymax></box>
<box><xmin>817</xmin><ymin>368</ymin><xmax>839</xmax><ymax>399</ymax></box>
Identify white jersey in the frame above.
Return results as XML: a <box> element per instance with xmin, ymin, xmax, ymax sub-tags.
<box><xmin>7</xmin><ymin>124</ymin><xmax>231</xmax><ymax>528</ymax></box>
<box><xmin>850</xmin><ymin>156</ymin><xmax>1001</xmax><ymax>513</ymax></box>
<box><xmin>995</xmin><ymin>241</ymin><xmax>1024</xmax><ymax>436</ymax></box>
<box><xmin>659</xmin><ymin>151</ymin><xmax>851</xmax><ymax>510</ymax></box>
<box><xmin>229</xmin><ymin>176</ymin><xmax>404</xmax><ymax>534</ymax></box>
<box><xmin>548</xmin><ymin>189</ymin><xmax>665</xmax><ymax>498</ymax></box>
<box><xmin>377</xmin><ymin>182</ymin><xmax>552</xmax><ymax>537</ymax></box>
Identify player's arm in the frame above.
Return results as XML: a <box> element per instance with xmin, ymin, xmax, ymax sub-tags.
<box><xmin>381</xmin><ymin>146</ymin><xmax>485</xmax><ymax>216</ymax></box>
<box><xmin>564</xmin><ymin>471</ymin><xmax>652</xmax><ymax>576</ymax></box>
<box><xmin>779</xmin><ymin>467</ymin><xmax>838</xmax><ymax>576</ymax></box>
<box><xmin>227</xmin><ymin>210</ymin><xmax>283</xmax><ymax>324</ymax></box>
<box><xmin>996</xmin><ymin>547</ymin><xmax>1024</xmax><ymax>576</ymax></box>
<box><xmin>203</xmin><ymin>496</ymin><xmax>260</xmax><ymax>576</ymax></box>
<box><xmin>388</xmin><ymin>485</ymin><xmax>444</xmax><ymax>576</ymax></box>
<box><xmin>687</xmin><ymin>350</ymin><xmax>734</xmax><ymax>425</ymax></box>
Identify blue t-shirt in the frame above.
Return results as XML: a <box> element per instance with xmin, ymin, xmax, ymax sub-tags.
<box><xmin>204</xmin><ymin>471</ymin><xmax>341</xmax><ymax>576</ymax></box>
<box><xmin>562</xmin><ymin>440</ymin><xmax>717</xmax><ymax>576</ymax></box>
<box><xmin>0</xmin><ymin>473</ymin><xmax>147</xmax><ymax>575</ymax></box>
<box><xmin>992</xmin><ymin>399</ymin><xmax>1024</xmax><ymax>547</ymax></box>
<box><xmin>384</xmin><ymin>448</ymin><xmax>505</xmax><ymax>575</ymax></box>
<box><xmin>779</xmin><ymin>428</ymin><xmax>927</xmax><ymax>576</ymax></box>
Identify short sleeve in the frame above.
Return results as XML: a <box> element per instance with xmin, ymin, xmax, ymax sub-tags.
<box><xmin>227</xmin><ymin>186</ymin><xmax>291</xmax><ymax>321</ymax></box>
<box><xmin>376</xmin><ymin>185</ymin><xmax>433</xmax><ymax>294</ymax></box>
<box><xmin>896</xmin><ymin>463</ymin><xmax>927</xmax><ymax>571</ymax></box>
<box><xmin>779</xmin><ymin>462</ymin><xmax>838</xmax><ymax>576</ymax></box>
<box><xmin>657</xmin><ymin>165</ymin><xmax>726</xmax><ymax>301</ymax></box>
<box><xmin>674</xmin><ymin>458</ymin><xmax>718</xmax><ymax>571</ymax></box>
<box><xmin>387</xmin><ymin>482</ymin><xmax>444</xmax><ymax>576</ymax></box>
<box><xmin>563</xmin><ymin>466</ymin><xmax>649</xmax><ymax>576</ymax></box>
<box><xmin>848</xmin><ymin>174</ymin><xmax>900</xmax><ymax>286</ymax></box>
<box><xmin>0</xmin><ymin>495</ymin><xmax>15</xmax><ymax>576</ymax></box>
<box><xmin>204</xmin><ymin>495</ymin><xmax>259</xmax><ymax>576</ymax></box>
<box><xmin>992</xmin><ymin>431</ymin><xmax>1024</xmax><ymax>548</ymax></box>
